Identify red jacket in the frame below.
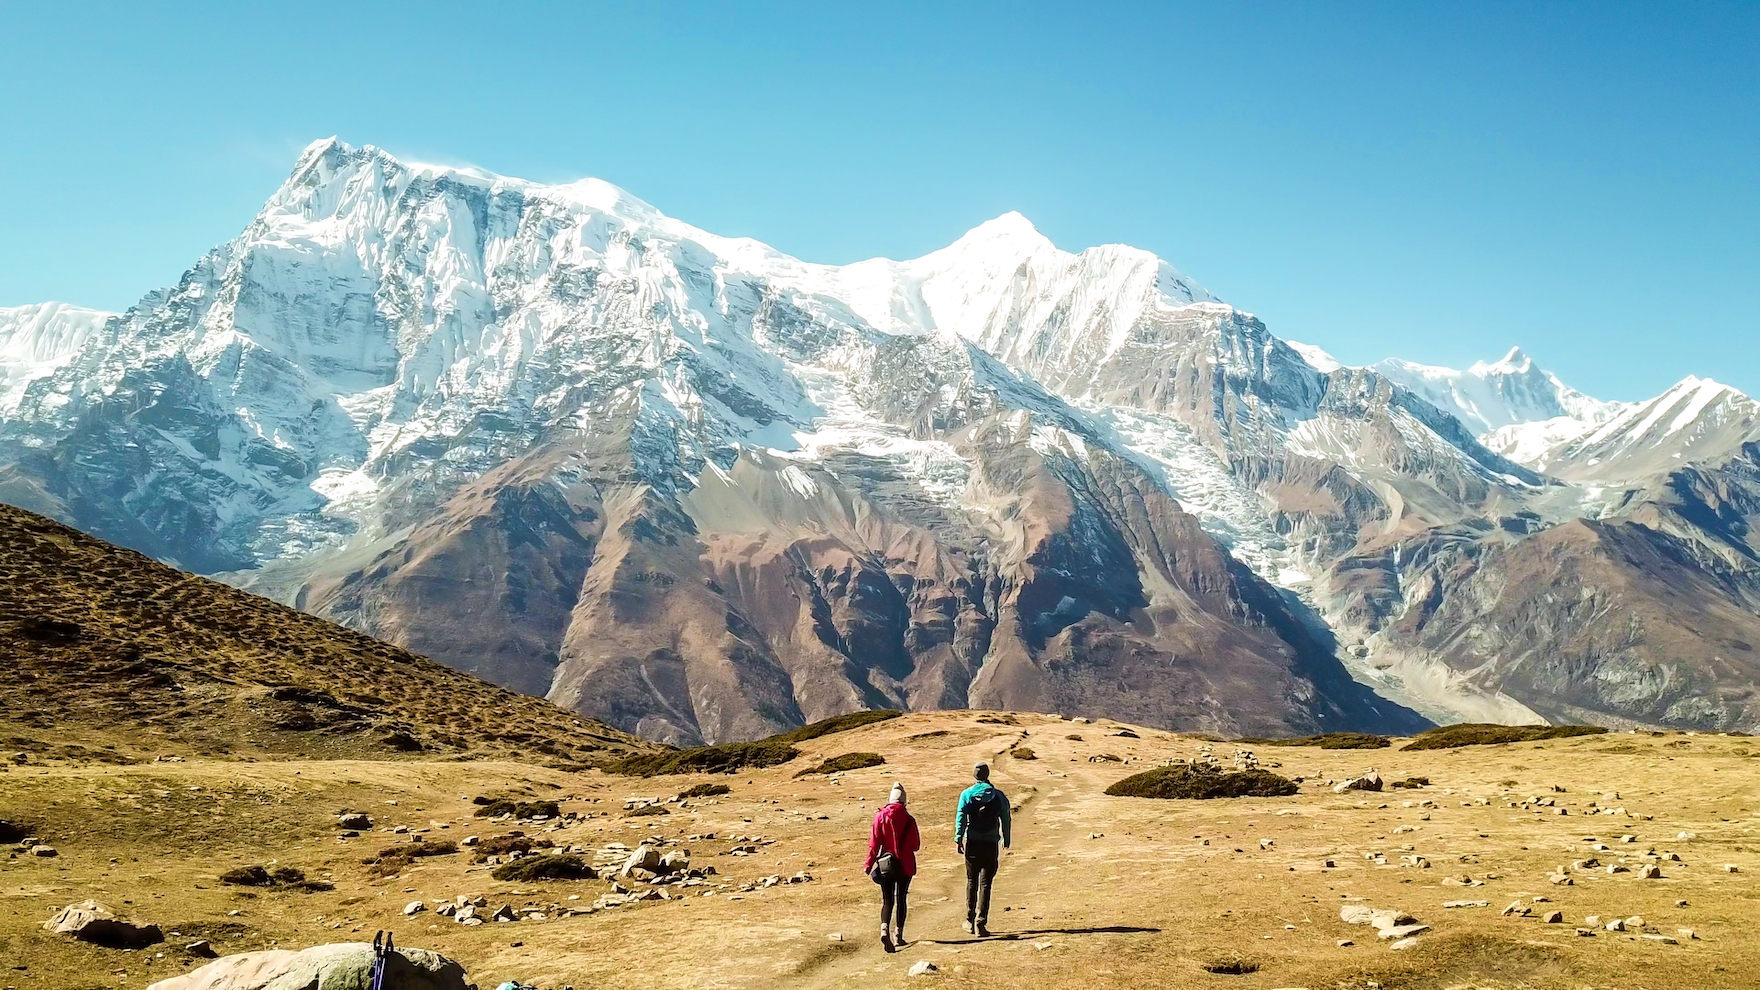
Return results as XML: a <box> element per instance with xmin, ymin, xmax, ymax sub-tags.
<box><xmin>864</xmin><ymin>801</ymin><xmax>920</xmax><ymax>877</ymax></box>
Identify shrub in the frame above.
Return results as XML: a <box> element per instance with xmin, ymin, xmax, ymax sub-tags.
<box><xmin>1241</xmin><ymin>733</ymin><xmax>1390</xmax><ymax>750</ymax></box>
<box><xmin>976</xmin><ymin>715</ymin><xmax>1019</xmax><ymax>725</ymax></box>
<box><xmin>472</xmin><ymin>834</ymin><xmax>553</xmax><ymax>862</ymax></box>
<box><xmin>472</xmin><ymin>799</ymin><xmax>560</xmax><ymax>819</ymax></box>
<box><xmin>1066</xmin><ymin>734</ymin><xmax>1084</xmax><ymax>741</ymax></box>
<box><xmin>679</xmin><ymin>782</ymin><xmax>732</xmax><ymax>799</ymax></box>
<box><xmin>372</xmin><ymin>840</ymin><xmax>457</xmax><ymax>860</ymax></box>
<box><xmin>625</xmin><ymin>804</ymin><xmax>670</xmax><ymax>817</ymax></box>
<box><xmin>1010</xmin><ymin>747</ymin><xmax>1037</xmax><ymax>760</ymax></box>
<box><xmin>607</xmin><ymin>741</ymin><xmax>800</xmax><ymax>778</ymax></box>
<box><xmin>1401</xmin><ymin>724</ymin><xmax>1607</xmax><ymax>751</ymax></box>
<box><xmin>220</xmin><ymin>865</ymin><xmax>275</xmax><ymax>887</ymax></box>
<box><xmin>907</xmin><ymin>730</ymin><xmax>950</xmax><ymax>741</ymax></box>
<box><xmin>1389</xmin><ymin>776</ymin><xmax>1430</xmax><ymax>789</ymax></box>
<box><xmin>1105</xmin><ymin>763</ymin><xmax>1300</xmax><ymax>800</ymax></box>
<box><xmin>794</xmin><ymin>752</ymin><xmax>885</xmax><ymax>777</ymax></box>
<box><xmin>1114</xmin><ymin>729</ymin><xmax>1140</xmax><ymax>739</ymax></box>
<box><xmin>490</xmin><ymin>854</ymin><xmax>596</xmax><ymax>882</ymax></box>
<box><xmin>220</xmin><ymin>864</ymin><xmax>330</xmax><ymax>890</ymax></box>
<box><xmin>1201</xmin><ymin>952</ymin><xmax>1258</xmax><ymax>975</ymax></box>
<box><xmin>769</xmin><ymin>710</ymin><xmax>902</xmax><ymax>743</ymax></box>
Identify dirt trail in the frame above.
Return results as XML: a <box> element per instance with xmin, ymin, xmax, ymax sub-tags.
<box><xmin>791</xmin><ymin>729</ymin><xmax>1128</xmax><ymax>987</ymax></box>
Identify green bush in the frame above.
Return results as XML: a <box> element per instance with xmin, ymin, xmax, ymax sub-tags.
<box><xmin>490</xmin><ymin>854</ymin><xmax>596</xmax><ymax>882</ymax></box>
<box><xmin>607</xmin><ymin>740</ymin><xmax>800</xmax><ymax>777</ymax></box>
<box><xmin>1105</xmin><ymin>763</ymin><xmax>1299</xmax><ymax>800</ymax></box>
<box><xmin>1401</xmin><ymin>723</ymin><xmax>1607</xmax><ymax>751</ymax></box>
<box><xmin>679</xmin><ymin>782</ymin><xmax>732</xmax><ymax>799</ymax></box>
<box><xmin>794</xmin><ymin>752</ymin><xmax>885</xmax><ymax>777</ymax></box>
<box><xmin>769</xmin><ymin>710</ymin><xmax>902</xmax><ymax>743</ymax></box>
<box><xmin>625</xmin><ymin>804</ymin><xmax>670</xmax><ymax>817</ymax></box>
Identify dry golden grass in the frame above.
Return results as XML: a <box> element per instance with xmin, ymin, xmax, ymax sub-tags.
<box><xmin>0</xmin><ymin>504</ymin><xmax>647</xmax><ymax>765</ymax></box>
<box><xmin>4</xmin><ymin>711</ymin><xmax>1758</xmax><ymax>989</ymax></box>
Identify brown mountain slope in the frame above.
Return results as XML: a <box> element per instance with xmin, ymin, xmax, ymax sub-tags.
<box><xmin>0</xmin><ymin>504</ymin><xmax>647</xmax><ymax>764</ymax></box>
<box><xmin>1393</xmin><ymin>517</ymin><xmax>1760</xmax><ymax>729</ymax></box>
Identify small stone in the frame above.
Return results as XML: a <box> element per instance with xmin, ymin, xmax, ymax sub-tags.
<box><xmin>1389</xmin><ymin>937</ymin><xmax>1419</xmax><ymax>950</ymax></box>
<box><xmin>404</xmin><ymin>901</ymin><xmax>425</xmax><ymax>916</ymax></box>
<box><xmin>1677</xmin><ymin>928</ymin><xmax>1698</xmax><ymax>939</ymax></box>
<box><xmin>1542</xmin><ymin>911</ymin><xmax>1563</xmax><ymax>923</ymax></box>
<box><xmin>1642</xmin><ymin>934</ymin><xmax>1678</xmax><ymax>945</ymax></box>
<box><xmin>1641</xmin><ymin>864</ymin><xmax>1663</xmax><ymax>879</ymax></box>
<box><xmin>187</xmin><ymin>939</ymin><xmax>216</xmax><ymax>957</ymax></box>
<box><xmin>828</xmin><ymin>933</ymin><xmax>843</xmax><ymax>942</ymax></box>
<box><xmin>908</xmin><ymin>960</ymin><xmax>939</xmax><ymax>977</ymax></box>
<box><xmin>1378</xmin><ymin>924</ymin><xmax>1429</xmax><ymax>939</ymax></box>
<box><xmin>1724</xmin><ymin>864</ymin><xmax>1740</xmax><ymax>873</ymax></box>
<box><xmin>1337</xmin><ymin>938</ymin><xmax>1354</xmax><ymax>947</ymax></box>
<box><xmin>29</xmin><ymin>845</ymin><xmax>57</xmax><ymax>858</ymax></box>
<box><xmin>1604</xmin><ymin>918</ymin><xmax>1625</xmax><ymax>932</ymax></box>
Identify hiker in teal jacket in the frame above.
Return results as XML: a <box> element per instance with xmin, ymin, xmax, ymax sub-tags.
<box><xmin>954</xmin><ymin>762</ymin><xmax>1011</xmax><ymax>935</ymax></box>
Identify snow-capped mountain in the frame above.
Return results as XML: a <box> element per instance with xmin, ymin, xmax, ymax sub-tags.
<box><xmin>5</xmin><ymin>137</ymin><xmax>1760</xmax><ymax>738</ymax></box>
<box><xmin>1372</xmin><ymin>346</ymin><xmax>1625</xmax><ymax>435</ymax></box>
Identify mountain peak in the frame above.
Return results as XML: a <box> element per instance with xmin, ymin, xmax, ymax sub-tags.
<box><xmin>1470</xmin><ymin>346</ymin><xmax>1533</xmax><ymax>376</ymax></box>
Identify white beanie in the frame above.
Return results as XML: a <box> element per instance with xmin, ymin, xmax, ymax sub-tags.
<box><xmin>889</xmin><ymin>782</ymin><xmax>906</xmax><ymax>806</ymax></box>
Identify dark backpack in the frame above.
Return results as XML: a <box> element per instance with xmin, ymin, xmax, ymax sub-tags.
<box><xmin>967</xmin><ymin>787</ymin><xmax>1002</xmax><ymax>834</ymax></box>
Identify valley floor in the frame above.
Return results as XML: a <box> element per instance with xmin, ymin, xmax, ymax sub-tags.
<box><xmin>3</xmin><ymin>713</ymin><xmax>1758</xmax><ymax>989</ymax></box>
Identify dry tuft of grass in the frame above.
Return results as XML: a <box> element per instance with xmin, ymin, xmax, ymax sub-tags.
<box><xmin>1242</xmin><ymin>732</ymin><xmax>1389</xmax><ymax>749</ymax></box>
<box><xmin>490</xmin><ymin>854</ymin><xmax>596</xmax><ymax>882</ymax></box>
<box><xmin>1106</xmin><ymin>763</ymin><xmax>1299</xmax><ymax>800</ymax></box>
<box><xmin>608</xmin><ymin>741</ymin><xmax>800</xmax><ymax>778</ymax></box>
<box><xmin>1401</xmin><ymin>723</ymin><xmax>1607</xmax><ymax>751</ymax></box>
<box><xmin>472</xmin><ymin>799</ymin><xmax>560</xmax><ymax>819</ymax></box>
<box><xmin>768</xmin><ymin>710</ymin><xmax>902</xmax><ymax>743</ymax></box>
<box><xmin>794</xmin><ymin>752</ymin><xmax>885</xmax><ymax>777</ymax></box>
<box><xmin>1010</xmin><ymin>747</ymin><xmax>1037</xmax><ymax>760</ymax></box>
<box><xmin>1200</xmin><ymin>951</ymin><xmax>1258</xmax><ymax>975</ymax></box>
<box><xmin>678</xmin><ymin>782</ymin><xmax>731</xmax><ymax>799</ymax></box>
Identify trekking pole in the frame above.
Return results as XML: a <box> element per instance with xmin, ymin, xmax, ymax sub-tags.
<box><xmin>371</xmin><ymin>930</ymin><xmax>391</xmax><ymax>990</ymax></box>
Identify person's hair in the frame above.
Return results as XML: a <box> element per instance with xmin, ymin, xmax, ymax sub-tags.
<box><xmin>973</xmin><ymin>762</ymin><xmax>990</xmax><ymax>781</ymax></box>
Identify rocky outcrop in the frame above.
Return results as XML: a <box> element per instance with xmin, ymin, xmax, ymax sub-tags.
<box><xmin>43</xmin><ymin>901</ymin><xmax>162</xmax><ymax>949</ymax></box>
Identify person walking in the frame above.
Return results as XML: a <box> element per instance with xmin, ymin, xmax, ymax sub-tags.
<box><xmin>864</xmin><ymin>781</ymin><xmax>920</xmax><ymax>952</ymax></box>
<box><xmin>955</xmin><ymin>762</ymin><xmax>1011</xmax><ymax>936</ymax></box>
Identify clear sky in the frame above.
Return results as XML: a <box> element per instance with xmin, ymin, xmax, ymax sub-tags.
<box><xmin>3</xmin><ymin>2</ymin><xmax>1756</xmax><ymax>401</ymax></box>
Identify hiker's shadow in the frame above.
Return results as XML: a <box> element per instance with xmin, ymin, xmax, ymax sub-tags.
<box><xmin>925</xmin><ymin>925</ymin><xmax>1160</xmax><ymax>945</ymax></box>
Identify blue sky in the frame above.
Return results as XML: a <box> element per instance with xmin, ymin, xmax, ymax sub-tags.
<box><xmin>3</xmin><ymin>2</ymin><xmax>1756</xmax><ymax>400</ymax></box>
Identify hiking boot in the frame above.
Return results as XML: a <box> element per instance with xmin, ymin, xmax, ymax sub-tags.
<box><xmin>963</xmin><ymin>919</ymin><xmax>975</xmax><ymax>935</ymax></box>
<box><xmin>893</xmin><ymin>927</ymin><xmax>908</xmax><ymax>948</ymax></box>
<box><xmin>976</xmin><ymin>922</ymin><xmax>991</xmax><ymax>937</ymax></box>
<box><xmin>881</xmin><ymin>926</ymin><xmax>894</xmax><ymax>953</ymax></box>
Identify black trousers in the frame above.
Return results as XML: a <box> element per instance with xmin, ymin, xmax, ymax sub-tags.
<box><xmin>880</xmin><ymin>873</ymin><xmax>911</xmax><ymax>930</ymax></box>
<box><xmin>964</xmin><ymin>838</ymin><xmax>1000</xmax><ymax>924</ymax></box>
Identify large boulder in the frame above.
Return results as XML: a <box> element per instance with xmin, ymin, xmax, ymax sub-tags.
<box><xmin>148</xmin><ymin>942</ymin><xmax>467</xmax><ymax>990</ymax></box>
<box><xmin>43</xmin><ymin>901</ymin><xmax>163</xmax><ymax>948</ymax></box>
<box><xmin>619</xmin><ymin>844</ymin><xmax>665</xmax><ymax>877</ymax></box>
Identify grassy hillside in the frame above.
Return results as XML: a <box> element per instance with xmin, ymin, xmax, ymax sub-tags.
<box><xmin>0</xmin><ymin>504</ymin><xmax>646</xmax><ymax>765</ymax></box>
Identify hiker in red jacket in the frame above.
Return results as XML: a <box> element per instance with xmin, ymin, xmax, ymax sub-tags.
<box><xmin>864</xmin><ymin>782</ymin><xmax>921</xmax><ymax>952</ymax></box>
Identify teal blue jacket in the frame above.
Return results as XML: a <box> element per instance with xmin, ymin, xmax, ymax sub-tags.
<box><xmin>955</xmin><ymin>781</ymin><xmax>1011</xmax><ymax>846</ymax></box>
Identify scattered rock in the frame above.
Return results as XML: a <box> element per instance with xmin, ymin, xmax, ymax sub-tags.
<box><xmin>146</xmin><ymin>942</ymin><xmax>469</xmax><ymax>990</ymax></box>
<box><xmin>1542</xmin><ymin>911</ymin><xmax>1563</xmax><ymax>923</ymax></box>
<box><xmin>1642</xmin><ymin>934</ymin><xmax>1678</xmax><ymax>945</ymax></box>
<box><xmin>404</xmin><ymin>901</ymin><xmax>426</xmax><ymax>916</ymax></box>
<box><xmin>336</xmin><ymin>813</ymin><xmax>372</xmax><ymax>830</ymax></box>
<box><xmin>1333</xmin><ymin>772</ymin><xmax>1384</xmax><ymax>794</ymax></box>
<box><xmin>29</xmin><ymin>845</ymin><xmax>58</xmax><ymax>858</ymax></box>
<box><xmin>42</xmin><ymin>901</ymin><xmax>162</xmax><ymax>949</ymax></box>
<box><xmin>1640</xmin><ymin>864</ymin><xmax>1663</xmax><ymax>879</ymax></box>
<box><xmin>1444</xmin><ymin>900</ymin><xmax>1489</xmax><ymax>909</ymax></box>
<box><xmin>1499</xmin><ymin>901</ymin><xmax>1530</xmax><ymax>917</ymax></box>
<box><xmin>1378</xmin><ymin>924</ymin><xmax>1429</xmax><ymax>940</ymax></box>
<box><xmin>1604</xmin><ymin>918</ymin><xmax>1625</xmax><ymax>932</ymax></box>
<box><xmin>908</xmin><ymin>961</ymin><xmax>939</xmax><ymax>977</ymax></box>
<box><xmin>187</xmin><ymin>940</ymin><xmax>217</xmax><ymax>958</ymax></box>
